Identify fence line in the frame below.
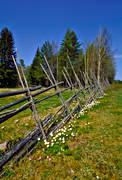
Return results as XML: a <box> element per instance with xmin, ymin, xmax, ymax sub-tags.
<box><xmin>0</xmin><ymin>54</ymin><xmax>110</xmax><ymax>170</ymax></box>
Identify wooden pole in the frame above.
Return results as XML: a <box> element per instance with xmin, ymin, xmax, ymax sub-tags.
<box><xmin>16</xmin><ymin>50</ymin><xmax>46</xmax><ymax>139</ymax></box>
<box><xmin>43</xmin><ymin>56</ymin><xmax>72</xmax><ymax>118</ymax></box>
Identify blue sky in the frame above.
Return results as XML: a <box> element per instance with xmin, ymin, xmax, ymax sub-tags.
<box><xmin>0</xmin><ymin>0</ymin><xmax>122</xmax><ymax>80</ymax></box>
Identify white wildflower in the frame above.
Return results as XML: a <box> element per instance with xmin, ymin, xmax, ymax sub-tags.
<box><xmin>50</xmin><ymin>132</ymin><xmax>53</xmax><ymax>136</ymax></box>
<box><xmin>62</xmin><ymin>137</ymin><xmax>65</xmax><ymax>141</ymax></box>
<box><xmin>15</xmin><ymin>119</ymin><xmax>19</xmax><ymax>123</ymax></box>
<box><xmin>38</xmin><ymin>157</ymin><xmax>41</xmax><ymax>160</ymax></box>
<box><xmin>44</xmin><ymin>139</ymin><xmax>49</xmax><ymax>145</ymax></box>
<box><xmin>51</xmin><ymin>142</ymin><xmax>54</xmax><ymax>146</ymax></box>
<box><xmin>71</xmin><ymin>133</ymin><xmax>75</xmax><ymax>137</ymax></box>
<box><xmin>37</xmin><ymin>137</ymin><xmax>41</xmax><ymax>141</ymax></box>
<box><xmin>62</xmin><ymin>137</ymin><xmax>65</xmax><ymax>143</ymax></box>
<box><xmin>28</xmin><ymin>157</ymin><xmax>31</xmax><ymax>161</ymax></box>
<box><xmin>71</xmin><ymin>169</ymin><xmax>74</xmax><ymax>174</ymax></box>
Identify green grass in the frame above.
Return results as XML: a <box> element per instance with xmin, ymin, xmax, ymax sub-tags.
<box><xmin>0</xmin><ymin>84</ymin><xmax>122</xmax><ymax>180</ymax></box>
<box><xmin>0</xmin><ymin>88</ymin><xmax>73</xmax><ymax>142</ymax></box>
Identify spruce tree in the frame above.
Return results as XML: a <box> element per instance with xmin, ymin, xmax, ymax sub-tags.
<box><xmin>0</xmin><ymin>28</ymin><xmax>18</xmax><ymax>87</ymax></box>
<box><xmin>40</xmin><ymin>41</ymin><xmax>53</xmax><ymax>61</ymax></box>
<box><xmin>59</xmin><ymin>29</ymin><xmax>80</xmax><ymax>63</ymax></box>
<box><xmin>40</xmin><ymin>41</ymin><xmax>54</xmax><ymax>85</ymax></box>
<box><xmin>40</xmin><ymin>41</ymin><xmax>53</xmax><ymax>72</ymax></box>
<box><xmin>58</xmin><ymin>28</ymin><xmax>81</xmax><ymax>82</ymax></box>
<box><xmin>30</xmin><ymin>47</ymin><xmax>45</xmax><ymax>85</ymax></box>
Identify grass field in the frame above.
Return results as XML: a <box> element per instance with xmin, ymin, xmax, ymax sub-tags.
<box><xmin>0</xmin><ymin>87</ymin><xmax>73</xmax><ymax>143</ymax></box>
<box><xmin>0</xmin><ymin>84</ymin><xmax>122</xmax><ymax>180</ymax></box>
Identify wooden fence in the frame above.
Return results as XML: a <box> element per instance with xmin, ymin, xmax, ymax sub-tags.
<box><xmin>0</xmin><ymin>54</ymin><xmax>110</xmax><ymax>170</ymax></box>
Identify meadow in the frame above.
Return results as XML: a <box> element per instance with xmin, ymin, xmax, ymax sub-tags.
<box><xmin>0</xmin><ymin>84</ymin><xmax>121</xmax><ymax>180</ymax></box>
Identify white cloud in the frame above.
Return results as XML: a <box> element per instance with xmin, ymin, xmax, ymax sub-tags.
<box><xmin>114</xmin><ymin>54</ymin><xmax>122</xmax><ymax>59</ymax></box>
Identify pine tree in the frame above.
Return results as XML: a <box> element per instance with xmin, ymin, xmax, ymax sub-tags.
<box><xmin>25</xmin><ymin>65</ymin><xmax>32</xmax><ymax>85</ymax></box>
<box><xmin>0</xmin><ymin>28</ymin><xmax>18</xmax><ymax>87</ymax></box>
<box><xmin>40</xmin><ymin>41</ymin><xmax>54</xmax><ymax>85</ymax></box>
<box><xmin>59</xmin><ymin>29</ymin><xmax>80</xmax><ymax>63</ymax></box>
<box><xmin>40</xmin><ymin>41</ymin><xmax>53</xmax><ymax>73</ymax></box>
<box><xmin>40</xmin><ymin>41</ymin><xmax>53</xmax><ymax>61</ymax></box>
<box><xmin>58</xmin><ymin>28</ymin><xmax>81</xmax><ymax>82</ymax></box>
<box><xmin>30</xmin><ymin>47</ymin><xmax>45</xmax><ymax>85</ymax></box>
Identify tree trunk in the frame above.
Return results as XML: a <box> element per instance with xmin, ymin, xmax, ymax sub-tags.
<box><xmin>97</xmin><ymin>53</ymin><xmax>101</xmax><ymax>84</ymax></box>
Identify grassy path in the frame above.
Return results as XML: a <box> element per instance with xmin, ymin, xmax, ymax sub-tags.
<box><xmin>2</xmin><ymin>85</ymin><xmax>122</xmax><ymax>180</ymax></box>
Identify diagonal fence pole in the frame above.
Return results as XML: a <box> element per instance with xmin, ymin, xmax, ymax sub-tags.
<box><xmin>64</xmin><ymin>67</ymin><xmax>75</xmax><ymax>90</ymax></box>
<box><xmin>62</xmin><ymin>69</ymin><xmax>79</xmax><ymax>104</ymax></box>
<box><xmin>82</xmin><ymin>72</ymin><xmax>95</xmax><ymax>102</ymax></box>
<box><xmin>67</xmin><ymin>56</ymin><xmax>87</xmax><ymax>100</ymax></box>
<box><xmin>40</xmin><ymin>63</ymin><xmax>54</xmax><ymax>86</ymax></box>
<box><xmin>63</xmin><ymin>68</ymin><xmax>85</xmax><ymax>106</ymax></box>
<box><xmin>90</xmin><ymin>71</ymin><xmax>104</xmax><ymax>97</ymax></box>
<box><xmin>83</xmin><ymin>72</ymin><xmax>98</xmax><ymax>103</ymax></box>
<box><xmin>85</xmin><ymin>72</ymin><xmax>94</xmax><ymax>89</ymax></box>
<box><xmin>80</xmin><ymin>71</ymin><xmax>87</xmax><ymax>88</ymax></box>
<box><xmin>62</xmin><ymin>70</ymin><xmax>71</xmax><ymax>88</ymax></box>
<box><xmin>67</xmin><ymin>56</ymin><xmax>83</xmax><ymax>89</ymax></box>
<box><xmin>40</xmin><ymin>63</ymin><xmax>65</xmax><ymax>106</ymax></box>
<box><xmin>92</xmin><ymin>73</ymin><xmax>103</xmax><ymax>98</ymax></box>
<box><xmin>40</xmin><ymin>61</ymin><xmax>75</xmax><ymax>134</ymax></box>
<box><xmin>12</xmin><ymin>55</ymin><xmax>25</xmax><ymax>89</ymax></box>
<box><xmin>40</xmin><ymin>63</ymin><xmax>68</xmax><ymax>124</ymax></box>
<box><xmin>73</xmin><ymin>76</ymin><xmax>99</xmax><ymax>113</ymax></box>
<box><xmin>15</xmin><ymin>51</ymin><xmax>46</xmax><ymax>139</ymax></box>
<box><xmin>12</xmin><ymin>55</ymin><xmax>38</xmax><ymax>127</ymax></box>
<box><xmin>66</xmin><ymin>57</ymin><xmax>89</xmax><ymax>113</ymax></box>
<box><xmin>40</xmin><ymin>63</ymin><xmax>73</xmax><ymax>129</ymax></box>
<box><xmin>105</xmin><ymin>78</ymin><xmax>110</xmax><ymax>88</ymax></box>
<box><xmin>43</xmin><ymin>56</ymin><xmax>73</xmax><ymax>118</ymax></box>
<box><xmin>63</xmin><ymin>68</ymin><xmax>83</xmax><ymax>107</ymax></box>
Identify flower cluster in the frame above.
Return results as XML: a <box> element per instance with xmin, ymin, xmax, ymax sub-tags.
<box><xmin>85</xmin><ymin>122</ymin><xmax>90</xmax><ymax>126</ymax></box>
<box><xmin>37</xmin><ymin>122</ymin><xmax>76</xmax><ymax>157</ymax></box>
<box><xmin>79</xmin><ymin>100</ymin><xmax>100</xmax><ymax>116</ymax></box>
<box><xmin>37</xmin><ymin>98</ymin><xmax>102</xmax><ymax>157</ymax></box>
